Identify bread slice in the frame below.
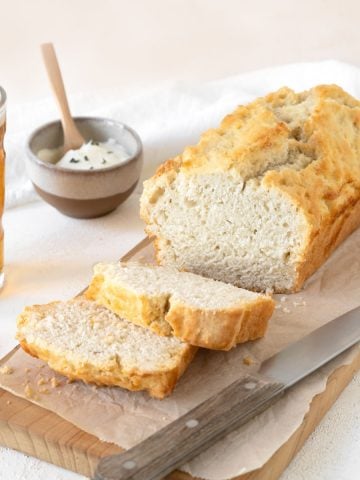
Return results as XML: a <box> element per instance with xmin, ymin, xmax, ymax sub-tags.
<box><xmin>16</xmin><ymin>297</ymin><xmax>197</xmax><ymax>399</ymax></box>
<box><xmin>140</xmin><ymin>85</ymin><xmax>360</xmax><ymax>293</ymax></box>
<box><xmin>85</xmin><ymin>262</ymin><xmax>274</xmax><ymax>350</ymax></box>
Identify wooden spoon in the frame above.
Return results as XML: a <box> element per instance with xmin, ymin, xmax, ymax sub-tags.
<box><xmin>41</xmin><ymin>43</ymin><xmax>85</xmax><ymax>153</ymax></box>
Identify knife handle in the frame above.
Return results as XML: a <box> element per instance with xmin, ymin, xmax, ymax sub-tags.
<box><xmin>94</xmin><ymin>374</ymin><xmax>285</xmax><ymax>480</ymax></box>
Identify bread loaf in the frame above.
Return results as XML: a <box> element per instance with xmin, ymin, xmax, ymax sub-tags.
<box><xmin>16</xmin><ymin>297</ymin><xmax>197</xmax><ymax>398</ymax></box>
<box><xmin>85</xmin><ymin>262</ymin><xmax>274</xmax><ymax>350</ymax></box>
<box><xmin>140</xmin><ymin>85</ymin><xmax>360</xmax><ymax>293</ymax></box>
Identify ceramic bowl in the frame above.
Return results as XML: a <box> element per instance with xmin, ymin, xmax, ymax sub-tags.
<box><xmin>26</xmin><ymin>117</ymin><xmax>143</xmax><ymax>218</ymax></box>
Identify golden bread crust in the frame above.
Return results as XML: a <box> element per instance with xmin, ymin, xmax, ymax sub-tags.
<box><xmin>165</xmin><ymin>296</ymin><xmax>274</xmax><ymax>350</ymax></box>
<box><xmin>85</xmin><ymin>274</ymin><xmax>172</xmax><ymax>336</ymax></box>
<box><xmin>86</xmin><ymin>268</ymin><xmax>274</xmax><ymax>350</ymax></box>
<box><xmin>19</xmin><ymin>339</ymin><xmax>196</xmax><ymax>399</ymax></box>
<box><xmin>17</xmin><ymin>301</ymin><xmax>197</xmax><ymax>399</ymax></box>
<box><xmin>235</xmin><ymin>296</ymin><xmax>275</xmax><ymax>343</ymax></box>
<box><xmin>140</xmin><ymin>84</ymin><xmax>360</xmax><ymax>292</ymax></box>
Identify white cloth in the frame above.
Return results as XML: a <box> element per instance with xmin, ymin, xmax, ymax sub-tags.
<box><xmin>2</xmin><ymin>60</ymin><xmax>360</xmax><ymax>480</ymax></box>
<box><xmin>6</xmin><ymin>59</ymin><xmax>360</xmax><ymax>209</ymax></box>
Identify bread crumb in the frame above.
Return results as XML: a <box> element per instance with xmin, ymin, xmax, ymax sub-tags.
<box><xmin>50</xmin><ymin>377</ymin><xmax>61</xmax><ymax>388</ymax></box>
<box><xmin>38</xmin><ymin>387</ymin><xmax>50</xmax><ymax>394</ymax></box>
<box><xmin>275</xmin><ymin>304</ymin><xmax>281</xmax><ymax>310</ymax></box>
<box><xmin>0</xmin><ymin>365</ymin><xmax>14</xmax><ymax>375</ymax></box>
<box><xmin>282</xmin><ymin>307</ymin><xmax>291</xmax><ymax>314</ymax></box>
<box><xmin>24</xmin><ymin>384</ymin><xmax>35</xmax><ymax>399</ymax></box>
<box><xmin>293</xmin><ymin>300</ymin><xmax>306</xmax><ymax>307</ymax></box>
<box><xmin>37</xmin><ymin>376</ymin><xmax>48</xmax><ymax>386</ymax></box>
<box><xmin>6</xmin><ymin>400</ymin><xmax>11</xmax><ymax>405</ymax></box>
<box><xmin>280</xmin><ymin>296</ymin><xmax>287</xmax><ymax>302</ymax></box>
<box><xmin>243</xmin><ymin>356</ymin><xmax>253</xmax><ymax>366</ymax></box>
<box><xmin>104</xmin><ymin>334</ymin><xmax>115</xmax><ymax>345</ymax></box>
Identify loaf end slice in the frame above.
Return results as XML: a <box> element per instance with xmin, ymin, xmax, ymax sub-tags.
<box><xmin>16</xmin><ymin>297</ymin><xmax>197</xmax><ymax>399</ymax></box>
<box><xmin>140</xmin><ymin>85</ymin><xmax>360</xmax><ymax>293</ymax></box>
<box><xmin>85</xmin><ymin>262</ymin><xmax>275</xmax><ymax>350</ymax></box>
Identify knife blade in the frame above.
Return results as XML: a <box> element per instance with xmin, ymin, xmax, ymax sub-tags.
<box><xmin>260</xmin><ymin>305</ymin><xmax>360</xmax><ymax>386</ymax></box>
<box><xmin>94</xmin><ymin>306</ymin><xmax>360</xmax><ymax>480</ymax></box>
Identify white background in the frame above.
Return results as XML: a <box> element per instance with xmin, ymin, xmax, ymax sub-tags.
<box><xmin>1</xmin><ymin>0</ymin><xmax>360</xmax><ymax>104</ymax></box>
<box><xmin>1</xmin><ymin>1</ymin><xmax>360</xmax><ymax>479</ymax></box>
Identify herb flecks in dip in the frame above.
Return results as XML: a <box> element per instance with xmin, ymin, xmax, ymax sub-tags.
<box><xmin>37</xmin><ymin>139</ymin><xmax>130</xmax><ymax>171</ymax></box>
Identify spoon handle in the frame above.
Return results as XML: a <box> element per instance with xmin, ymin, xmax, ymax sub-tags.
<box><xmin>41</xmin><ymin>43</ymin><xmax>84</xmax><ymax>151</ymax></box>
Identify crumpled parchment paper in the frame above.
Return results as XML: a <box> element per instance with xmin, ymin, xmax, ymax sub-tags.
<box><xmin>1</xmin><ymin>228</ymin><xmax>360</xmax><ymax>480</ymax></box>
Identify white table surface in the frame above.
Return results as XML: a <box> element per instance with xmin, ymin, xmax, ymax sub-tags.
<box><xmin>1</xmin><ymin>1</ymin><xmax>360</xmax><ymax>479</ymax></box>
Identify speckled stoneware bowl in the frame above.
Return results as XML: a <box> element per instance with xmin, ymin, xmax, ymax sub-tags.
<box><xmin>26</xmin><ymin>117</ymin><xmax>143</xmax><ymax>218</ymax></box>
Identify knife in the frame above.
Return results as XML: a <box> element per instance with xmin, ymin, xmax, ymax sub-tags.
<box><xmin>94</xmin><ymin>306</ymin><xmax>360</xmax><ymax>480</ymax></box>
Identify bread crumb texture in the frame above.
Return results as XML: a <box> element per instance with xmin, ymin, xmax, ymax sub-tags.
<box><xmin>86</xmin><ymin>261</ymin><xmax>274</xmax><ymax>350</ymax></box>
<box><xmin>16</xmin><ymin>297</ymin><xmax>196</xmax><ymax>398</ymax></box>
<box><xmin>141</xmin><ymin>85</ymin><xmax>360</xmax><ymax>293</ymax></box>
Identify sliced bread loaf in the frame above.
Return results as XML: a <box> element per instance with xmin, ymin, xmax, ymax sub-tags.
<box><xmin>140</xmin><ymin>85</ymin><xmax>360</xmax><ymax>293</ymax></box>
<box><xmin>85</xmin><ymin>262</ymin><xmax>274</xmax><ymax>350</ymax></box>
<box><xmin>16</xmin><ymin>297</ymin><xmax>197</xmax><ymax>398</ymax></box>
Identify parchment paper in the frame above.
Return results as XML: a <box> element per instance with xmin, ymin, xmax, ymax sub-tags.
<box><xmin>1</xmin><ymin>229</ymin><xmax>360</xmax><ymax>480</ymax></box>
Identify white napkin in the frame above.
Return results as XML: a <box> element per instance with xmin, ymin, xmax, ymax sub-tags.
<box><xmin>6</xmin><ymin>59</ymin><xmax>360</xmax><ymax>209</ymax></box>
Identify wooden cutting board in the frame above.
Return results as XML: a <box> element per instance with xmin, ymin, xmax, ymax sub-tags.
<box><xmin>1</xmin><ymin>351</ymin><xmax>359</xmax><ymax>479</ymax></box>
<box><xmin>1</xmin><ymin>238</ymin><xmax>359</xmax><ymax>480</ymax></box>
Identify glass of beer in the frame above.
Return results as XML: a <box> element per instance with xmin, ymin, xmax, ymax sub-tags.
<box><xmin>0</xmin><ymin>86</ymin><xmax>6</xmax><ymax>290</ymax></box>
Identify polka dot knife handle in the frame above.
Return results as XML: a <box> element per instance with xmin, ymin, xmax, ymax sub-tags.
<box><xmin>94</xmin><ymin>374</ymin><xmax>285</xmax><ymax>480</ymax></box>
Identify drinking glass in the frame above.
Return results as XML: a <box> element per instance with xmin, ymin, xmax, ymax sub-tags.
<box><xmin>0</xmin><ymin>86</ymin><xmax>6</xmax><ymax>290</ymax></box>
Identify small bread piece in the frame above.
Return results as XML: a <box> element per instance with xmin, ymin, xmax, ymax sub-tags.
<box><xmin>85</xmin><ymin>262</ymin><xmax>275</xmax><ymax>351</ymax></box>
<box><xmin>140</xmin><ymin>85</ymin><xmax>360</xmax><ymax>293</ymax></box>
<box><xmin>16</xmin><ymin>297</ymin><xmax>197</xmax><ymax>399</ymax></box>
